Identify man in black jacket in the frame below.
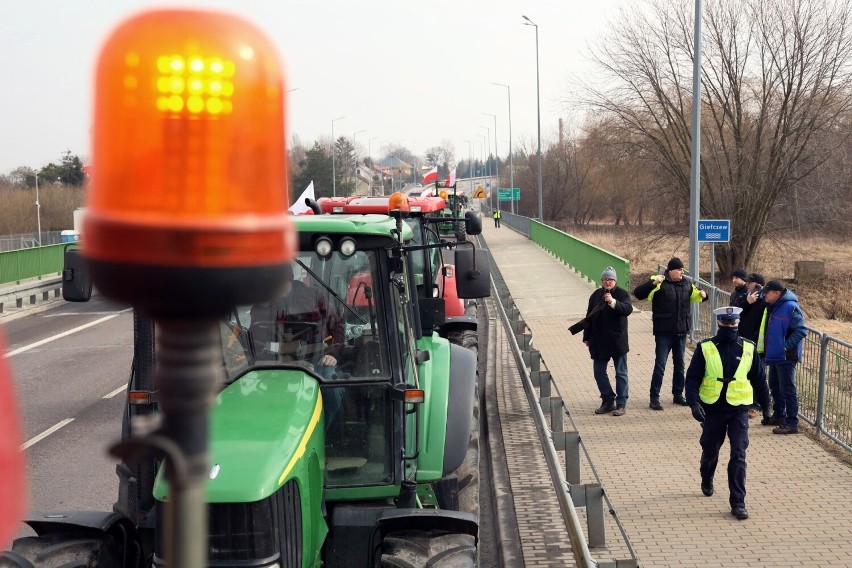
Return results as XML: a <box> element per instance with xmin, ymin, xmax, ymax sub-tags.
<box><xmin>634</xmin><ymin>257</ymin><xmax>708</xmax><ymax>410</ymax></box>
<box><xmin>730</xmin><ymin>268</ymin><xmax>749</xmax><ymax>307</ymax></box>
<box><xmin>584</xmin><ymin>266</ymin><xmax>633</xmax><ymax>416</ymax></box>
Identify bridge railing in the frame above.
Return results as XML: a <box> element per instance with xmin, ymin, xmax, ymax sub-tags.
<box><xmin>0</xmin><ymin>244</ymin><xmax>64</xmax><ymax>287</ymax></box>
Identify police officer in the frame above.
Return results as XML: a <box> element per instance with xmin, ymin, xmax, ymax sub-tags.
<box><xmin>685</xmin><ymin>306</ymin><xmax>771</xmax><ymax>520</ymax></box>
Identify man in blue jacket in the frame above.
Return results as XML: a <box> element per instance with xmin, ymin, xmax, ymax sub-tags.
<box><xmin>762</xmin><ymin>280</ymin><xmax>807</xmax><ymax>434</ymax></box>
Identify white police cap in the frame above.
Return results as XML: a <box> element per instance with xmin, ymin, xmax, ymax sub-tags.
<box><xmin>713</xmin><ymin>306</ymin><xmax>742</xmax><ymax>321</ymax></box>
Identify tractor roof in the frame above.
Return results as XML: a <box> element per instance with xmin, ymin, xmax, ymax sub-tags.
<box><xmin>292</xmin><ymin>213</ymin><xmax>412</xmax><ymax>241</ymax></box>
<box><xmin>317</xmin><ymin>195</ymin><xmax>446</xmax><ymax>215</ymax></box>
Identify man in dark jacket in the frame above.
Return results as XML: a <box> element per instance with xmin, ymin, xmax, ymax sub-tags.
<box><xmin>729</xmin><ymin>268</ymin><xmax>750</xmax><ymax>308</ymax></box>
<box><xmin>634</xmin><ymin>257</ymin><xmax>708</xmax><ymax>410</ymax></box>
<box><xmin>762</xmin><ymin>280</ymin><xmax>807</xmax><ymax>434</ymax></box>
<box><xmin>737</xmin><ymin>273</ymin><xmax>768</xmax><ymax>418</ymax></box>
<box><xmin>685</xmin><ymin>307</ymin><xmax>771</xmax><ymax>521</ymax></box>
<box><xmin>583</xmin><ymin>266</ymin><xmax>633</xmax><ymax>416</ymax></box>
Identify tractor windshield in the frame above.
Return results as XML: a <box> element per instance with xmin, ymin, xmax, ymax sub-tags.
<box><xmin>220</xmin><ymin>249</ymin><xmax>390</xmax><ymax>383</ymax></box>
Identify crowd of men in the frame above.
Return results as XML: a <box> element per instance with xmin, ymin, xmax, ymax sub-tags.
<box><xmin>578</xmin><ymin>258</ymin><xmax>808</xmax><ymax>521</ymax></box>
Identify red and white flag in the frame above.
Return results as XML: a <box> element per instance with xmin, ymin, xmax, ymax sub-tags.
<box><xmin>289</xmin><ymin>181</ymin><xmax>316</xmax><ymax>215</ymax></box>
<box><xmin>446</xmin><ymin>167</ymin><xmax>456</xmax><ymax>187</ymax></box>
<box><xmin>422</xmin><ymin>166</ymin><xmax>438</xmax><ymax>185</ymax></box>
<box><xmin>420</xmin><ymin>186</ymin><xmax>435</xmax><ymax>197</ymax></box>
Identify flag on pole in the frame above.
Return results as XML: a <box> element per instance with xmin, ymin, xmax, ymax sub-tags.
<box><xmin>289</xmin><ymin>181</ymin><xmax>316</xmax><ymax>215</ymax></box>
<box><xmin>422</xmin><ymin>166</ymin><xmax>438</xmax><ymax>185</ymax></box>
<box><xmin>446</xmin><ymin>167</ymin><xmax>456</xmax><ymax>187</ymax></box>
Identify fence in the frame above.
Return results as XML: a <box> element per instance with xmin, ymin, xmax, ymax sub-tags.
<box><xmin>0</xmin><ymin>244</ymin><xmax>65</xmax><ymax>286</ymax></box>
<box><xmin>0</xmin><ymin>231</ymin><xmax>64</xmax><ymax>252</ymax></box>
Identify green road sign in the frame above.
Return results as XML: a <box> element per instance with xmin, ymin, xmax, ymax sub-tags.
<box><xmin>497</xmin><ymin>188</ymin><xmax>520</xmax><ymax>201</ymax></box>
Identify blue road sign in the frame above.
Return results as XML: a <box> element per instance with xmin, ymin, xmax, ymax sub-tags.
<box><xmin>697</xmin><ymin>219</ymin><xmax>730</xmax><ymax>242</ymax></box>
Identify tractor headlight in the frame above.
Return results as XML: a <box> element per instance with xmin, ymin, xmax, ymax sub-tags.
<box><xmin>315</xmin><ymin>237</ymin><xmax>333</xmax><ymax>257</ymax></box>
<box><xmin>339</xmin><ymin>237</ymin><xmax>356</xmax><ymax>257</ymax></box>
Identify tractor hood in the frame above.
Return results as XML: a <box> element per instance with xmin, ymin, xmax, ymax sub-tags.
<box><xmin>153</xmin><ymin>369</ymin><xmax>324</xmax><ymax>503</ymax></box>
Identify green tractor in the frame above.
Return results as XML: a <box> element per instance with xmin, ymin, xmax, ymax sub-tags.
<box><xmin>3</xmin><ymin>213</ymin><xmax>491</xmax><ymax>567</ymax></box>
<box><xmin>433</xmin><ymin>183</ymin><xmax>469</xmax><ymax>242</ymax></box>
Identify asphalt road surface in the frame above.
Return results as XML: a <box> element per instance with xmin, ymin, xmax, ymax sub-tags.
<box><xmin>3</xmin><ymin>296</ymin><xmax>133</xmax><ymax>531</ymax></box>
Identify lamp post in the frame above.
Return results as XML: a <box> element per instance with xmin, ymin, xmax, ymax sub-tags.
<box><xmin>476</xmin><ymin>134</ymin><xmax>489</xmax><ymax>209</ymax></box>
<box><xmin>34</xmin><ymin>172</ymin><xmax>42</xmax><ymax>246</ymax></box>
<box><xmin>522</xmin><ymin>15</ymin><xmax>543</xmax><ymax>222</ymax></box>
<box><xmin>490</xmin><ymin>82</ymin><xmax>513</xmax><ymax>213</ymax></box>
<box><xmin>331</xmin><ymin>115</ymin><xmax>345</xmax><ymax>197</ymax></box>
<box><xmin>368</xmin><ymin>136</ymin><xmax>379</xmax><ymax>164</ymax></box>
<box><xmin>482</xmin><ymin>112</ymin><xmax>499</xmax><ymax>211</ymax></box>
<box><xmin>478</xmin><ymin>125</ymin><xmax>493</xmax><ymax>209</ymax></box>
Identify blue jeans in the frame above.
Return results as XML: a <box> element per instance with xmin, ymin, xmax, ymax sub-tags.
<box><xmin>650</xmin><ymin>334</ymin><xmax>686</xmax><ymax>401</ymax></box>
<box><xmin>768</xmin><ymin>363</ymin><xmax>799</xmax><ymax>427</ymax></box>
<box><xmin>593</xmin><ymin>355</ymin><xmax>629</xmax><ymax>406</ymax></box>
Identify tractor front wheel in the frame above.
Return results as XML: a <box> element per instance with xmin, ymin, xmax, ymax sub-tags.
<box><xmin>2</xmin><ymin>532</ymin><xmax>125</xmax><ymax>568</ymax></box>
<box><xmin>381</xmin><ymin>529</ymin><xmax>476</xmax><ymax>567</ymax></box>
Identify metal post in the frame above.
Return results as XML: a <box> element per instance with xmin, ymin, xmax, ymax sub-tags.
<box><xmin>483</xmin><ymin>113</ymin><xmax>499</xmax><ymax>210</ymax></box>
<box><xmin>479</xmin><ymin>125</ymin><xmax>494</xmax><ymax>211</ymax></box>
<box><xmin>35</xmin><ymin>172</ymin><xmax>42</xmax><ymax>246</ymax></box>
<box><xmin>331</xmin><ymin>116</ymin><xmax>345</xmax><ymax>197</ymax></box>
<box><xmin>491</xmin><ymin>83</ymin><xmax>514</xmax><ymax>213</ymax></box>
<box><xmin>688</xmin><ymin>0</ymin><xmax>703</xmax><ymax>337</ymax></box>
<box><xmin>710</xmin><ymin>242</ymin><xmax>717</xmax><ymax>335</ymax></box>
<box><xmin>522</xmin><ymin>16</ymin><xmax>543</xmax><ymax>222</ymax></box>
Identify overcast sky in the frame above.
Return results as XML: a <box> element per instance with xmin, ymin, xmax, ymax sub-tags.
<box><xmin>0</xmin><ymin>0</ymin><xmax>630</xmax><ymax>174</ymax></box>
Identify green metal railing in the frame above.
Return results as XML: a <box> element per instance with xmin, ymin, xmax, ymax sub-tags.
<box><xmin>531</xmin><ymin>222</ymin><xmax>631</xmax><ymax>291</ymax></box>
<box><xmin>0</xmin><ymin>244</ymin><xmax>64</xmax><ymax>286</ymax></box>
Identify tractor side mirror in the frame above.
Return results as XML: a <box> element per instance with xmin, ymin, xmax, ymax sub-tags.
<box><xmin>454</xmin><ymin>247</ymin><xmax>491</xmax><ymax>299</ymax></box>
<box><xmin>62</xmin><ymin>245</ymin><xmax>93</xmax><ymax>302</ymax></box>
<box><xmin>464</xmin><ymin>210</ymin><xmax>482</xmax><ymax>236</ymax></box>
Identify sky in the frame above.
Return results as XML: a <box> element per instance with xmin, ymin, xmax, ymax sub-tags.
<box><xmin>0</xmin><ymin>0</ymin><xmax>630</xmax><ymax>174</ymax></box>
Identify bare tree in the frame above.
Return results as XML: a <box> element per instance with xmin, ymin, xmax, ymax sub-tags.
<box><xmin>584</xmin><ymin>0</ymin><xmax>852</xmax><ymax>275</ymax></box>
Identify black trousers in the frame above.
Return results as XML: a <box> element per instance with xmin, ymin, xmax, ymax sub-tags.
<box><xmin>699</xmin><ymin>406</ymin><xmax>749</xmax><ymax>508</ymax></box>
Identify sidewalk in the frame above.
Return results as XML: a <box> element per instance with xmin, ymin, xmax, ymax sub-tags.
<box><xmin>481</xmin><ymin>220</ymin><xmax>852</xmax><ymax>567</ymax></box>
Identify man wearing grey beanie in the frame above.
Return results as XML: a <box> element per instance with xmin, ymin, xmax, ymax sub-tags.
<box><xmin>582</xmin><ymin>266</ymin><xmax>633</xmax><ymax>416</ymax></box>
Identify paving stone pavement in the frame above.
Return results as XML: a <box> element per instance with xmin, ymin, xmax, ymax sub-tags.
<box><xmin>481</xmin><ymin>220</ymin><xmax>852</xmax><ymax>567</ymax></box>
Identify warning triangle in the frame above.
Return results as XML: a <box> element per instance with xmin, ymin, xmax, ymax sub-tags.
<box><xmin>473</xmin><ymin>187</ymin><xmax>487</xmax><ymax>198</ymax></box>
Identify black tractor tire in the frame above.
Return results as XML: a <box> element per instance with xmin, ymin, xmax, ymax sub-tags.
<box><xmin>454</xmin><ymin>222</ymin><xmax>467</xmax><ymax>242</ymax></box>
<box><xmin>447</xmin><ymin>329</ymin><xmax>478</xmax><ymax>356</ymax></box>
<box><xmin>1</xmin><ymin>533</ymin><xmax>124</xmax><ymax>568</ymax></box>
<box><xmin>381</xmin><ymin>530</ymin><xmax>476</xmax><ymax>568</ymax></box>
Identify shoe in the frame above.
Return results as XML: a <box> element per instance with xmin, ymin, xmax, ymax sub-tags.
<box><xmin>731</xmin><ymin>507</ymin><xmax>749</xmax><ymax>520</ymax></box>
<box><xmin>595</xmin><ymin>398</ymin><xmax>616</xmax><ymax>414</ymax></box>
<box><xmin>763</xmin><ymin>415</ymin><xmax>784</xmax><ymax>426</ymax></box>
<box><xmin>673</xmin><ymin>394</ymin><xmax>689</xmax><ymax>406</ymax></box>
<box><xmin>701</xmin><ymin>481</ymin><xmax>714</xmax><ymax>497</ymax></box>
<box><xmin>649</xmin><ymin>400</ymin><xmax>663</xmax><ymax>411</ymax></box>
<box><xmin>772</xmin><ymin>425</ymin><xmax>799</xmax><ymax>435</ymax></box>
<box><xmin>612</xmin><ymin>404</ymin><xmax>626</xmax><ymax>416</ymax></box>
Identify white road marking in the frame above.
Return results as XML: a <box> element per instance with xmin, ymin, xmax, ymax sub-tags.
<box><xmin>21</xmin><ymin>418</ymin><xmax>75</xmax><ymax>450</ymax></box>
<box><xmin>44</xmin><ymin>312</ymin><xmax>129</xmax><ymax>317</ymax></box>
<box><xmin>104</xmin><ymin>385</ymin><xmax>127</xmax><ymax>399</ymax></box>
<box><xmin>4</xmin><ymin>309</ymin><xmax>131</xmax><ymax>358</ymax></box>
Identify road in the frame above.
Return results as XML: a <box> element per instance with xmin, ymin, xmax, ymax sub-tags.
<box><xmin>3</xmin><ymin>296</ymin><xmax>133</xmax><ymax>522</ymax></box>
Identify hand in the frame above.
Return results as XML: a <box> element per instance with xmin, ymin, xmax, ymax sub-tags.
<box><xmin>691</xmin><ymin>404</ymin><xmax>706</xmax><ymax>423</ymax></box>
<box><xmin>654</xmin><ymin>275</ymin><xmax>664</xmax><ymax>285</ymax></box>
<box><xmin>603</xmin><ymin>292</ymin><xmax>613</xmax><ymax>304</ymax></box>
<box><xmin>319</xmin><ymin>354</ymin><xmax>337</xmax><ymax>367</ymax></box>
<box><xmin>747</xmin><ymin>291</ymin><xmax>757</xmax><ymax>304</ymax></box>
<box><xmin>700</xmin><ymin>290</ymin><xmax>708</xmax><ymax>299</ymax></box>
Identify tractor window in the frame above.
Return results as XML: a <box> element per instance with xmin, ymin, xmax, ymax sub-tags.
<box><xmin>220</xmin><ymin>251</ymin><xmax>390</xmax><ymax>382</ymax></box>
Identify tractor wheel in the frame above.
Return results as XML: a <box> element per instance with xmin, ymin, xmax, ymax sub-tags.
<box><xmin>2</xmin><ymin>533</ymin><xmax>124</xmax><ymax>567</ymax></box>
<box><xmin>454</xmin><ymin>222</ymin><xmax>467</xmax><ymax>242</ymax></box>
<box><xmin>447</xmin><ymin>329</ymin><xmax>478</xmax><ymax>356</ymax></box>
<box><xmin>381</xmin><ymin>529</ymin><xmax>476</xmax><ymax>568</ymax></box>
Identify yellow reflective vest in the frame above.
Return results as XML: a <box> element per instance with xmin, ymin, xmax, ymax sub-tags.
<box><xmin>698</xmin><ymin>340</ymin><xmax>755</xmax><ymax>406</ymax></box>
<box><xmin>756</xmin><ymin>309</ymin><xmax>767</xmax><ymax>354</ymax></box>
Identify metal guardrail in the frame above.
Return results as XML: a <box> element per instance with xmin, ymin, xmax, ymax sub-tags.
<box><xmin>0</xmin><ymin>276</ymin><xmax>63</xmax><ymax>314</ymax></box>
<box><xmin>0</xmin><ymin>244</ymin><xmax>64</xmax><ymax>286</ymax></box>
<box><xmin>481</xmin><ymin>233</ymin><xmax>639</xmax><ymax>568</ymax></box>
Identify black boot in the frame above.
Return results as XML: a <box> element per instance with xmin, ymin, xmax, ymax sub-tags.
<box><xmin>595</xmin><ymin>397</ymin><xmax>616</xmax><ymax>414</ymax></box>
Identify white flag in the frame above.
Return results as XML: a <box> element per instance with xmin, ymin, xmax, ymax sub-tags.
<box><xmin>447</xmin><ymin>167</ymin><xmax>456</xmax><ymax>187</ymax></box>
<box><xmin>289</xmin><ymin>181</ymin><xmax>316</xmax><ymax>214</ymax></box>
<box><xmin>420</xmin><ymin>186</ymin><xmax>435</xmax><ymax>197</ymax></box>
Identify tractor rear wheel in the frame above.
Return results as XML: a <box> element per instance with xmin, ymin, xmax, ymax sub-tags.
<box><xmin>381</xmin><ymin>529</ymin><xmax>476</xmax><ymax>567</ymax></box>
<box><xmin>1</xmin><ymin>533</ymin><xmax>124</xmax><ymax>568</ymax></box>
<box><xmin>454</xmin><ymin>222</ymin><xmax>467</xmax><ymax>242</ymax></box>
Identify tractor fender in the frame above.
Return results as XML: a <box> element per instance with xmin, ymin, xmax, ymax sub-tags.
<box><xmin>443</xmin><ymin>343</ymin><xmax>476</xmax><ymax>476</ymax></box>
<box><xmin>439</xmin><ymin>264</ymin><xmax>466</xmax><ymax>317</ymax></box>
<box><xmin>377</xmin><ymin>508</ymin><xmax>478</xmax><ymax>541</ymax></box>
<box><xmin>20</xmin><ymin>510</ymin><xmax>141</xmax><ymax>554</ymax></box>
<box><xmin>438</xmin><ymin>315</ymin><xmax>477</xmax><ymax>336</ymax></box>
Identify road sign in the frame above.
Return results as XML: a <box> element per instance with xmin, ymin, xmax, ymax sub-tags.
<box><xmin>697</xmin><ymin>219</ymin><xmax>730</xmax><ymax>242</ymax></box>
<box><xmin>497</xmin><ymin>188</ymin><xmax>512</xmax><ymax>201</ymax></box>
<box><xmin>512</xmin><ymin>188</ymin><xmax>520</xmax><ymax>200</ymax></box>
<box><xmin>473</xmin><ymin>187</ymin><xmax>487</xmax><ymax>198</ymax></box>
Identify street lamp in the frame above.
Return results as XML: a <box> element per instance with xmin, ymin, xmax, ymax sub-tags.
<box><xmin>482</xmin><ymin>112</ymin><xmax>499</xmax><ymax>209</ymax></box>
<box><xmin>522</xmin><ymin>15</ymin><xmax>543</xmax><ymax>222</ymax></box>
<box><xmin>368</xmin><ymin>136</ymin><xmax>379</xmax><ymax>164</ymax></box>
<box><xmin>478</xmin><ymin>125</ymin><xmax>491</xmax><ymax>199</ymax></box>
<box><xmin>490</xmin><ymin>82</ymin><xmax>513</xmax><ymax>212</ymax></box>
<box><xmin>331</xmin><ymin>116</ymin><xmax>345</xmax><ymax>197</ymax></box>
<box><xmin>34</xmin><ymin>172</ymin><xmax>42</xmax><ymax>245</ymax></box>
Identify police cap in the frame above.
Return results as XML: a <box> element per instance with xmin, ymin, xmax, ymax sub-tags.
<box><xmin>713</xmin><ymin>306</ymin><xmax>742</xmax><ymax>322</ymax></box>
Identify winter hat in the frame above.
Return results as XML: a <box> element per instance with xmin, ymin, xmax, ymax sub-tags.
<box><xmin>764</xmin><ymin>280</ymin><xmax>785</xmax><ymax>293</ymax></box>
<box><xmin>746</xmin><ymin>273</ymin><xmax>765</xmax><ymax>286</ymax></box>
<box><xmin>732</xmin><ymin>268</ymin><xmax>748</xmax><ymax>280</ymax></box>
<box><xmin>667</xmin><ymin>257</ymin><xmax>685</xmax><ymax>271</ymax></box>
<box><xmin>601</xmin><ymin>266</ymin><xmax>617</xmax><ymax>281</ymax></box>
